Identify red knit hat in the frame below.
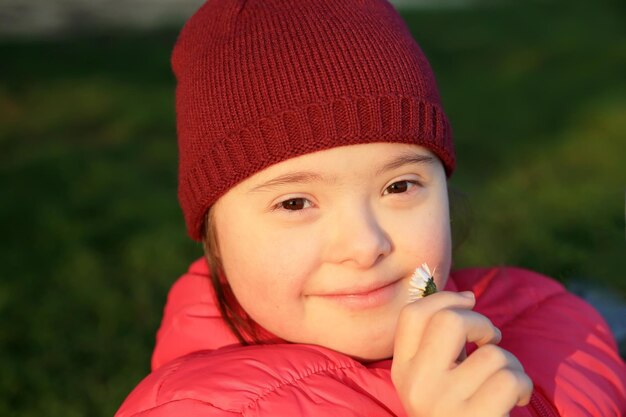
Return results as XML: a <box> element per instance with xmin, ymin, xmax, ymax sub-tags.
<box><xmin>173</xmin><ymin>0</ymin><xmax>456</xmax><ymax>241</ymax></box>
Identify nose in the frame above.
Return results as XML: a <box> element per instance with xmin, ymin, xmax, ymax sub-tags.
<box><xmin>324</xmin><ymin>202</ymin><xmax>392</xmax><ymax>269</ymax></box>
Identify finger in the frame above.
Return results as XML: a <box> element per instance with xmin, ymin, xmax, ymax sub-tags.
<box><xmin>393</xmin><ymin>291</ymin><xmax>476</xmax><ymax>363</ymax></box>
<box><xmin>414</xmin><ymin>308</ymin><xmax>501</xmax><ymax>372</ymax></box>
<box><xmin>451</xmin><ymin>344</ymin><xmax>525</xmax><ymax>398</ymax></box>
<box><xmin>466</xmin><ymin>368</ymin><xmax>534</xmax><ymax>415</ymax></box>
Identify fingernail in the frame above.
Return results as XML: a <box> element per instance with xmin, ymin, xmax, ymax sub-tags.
<box><xmin>459</xmin><ymin>291</ymin><xmax>475</xmax><ymax>300</ymax></box>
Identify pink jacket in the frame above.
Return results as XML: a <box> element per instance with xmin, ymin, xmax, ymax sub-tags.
<box><xmin>116</xmin><ymin>258</ymin><xmax>626</xmax><ymax>416</ymax></box>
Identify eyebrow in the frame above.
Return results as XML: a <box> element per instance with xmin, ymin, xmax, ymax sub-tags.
<box><xmin>375</xmin><ymin>151</ymin><xmax>435</xmax><ymax>176</ymax></box>
<box><xmin>248</xmin><ymin>171</ymin><xmax>330</xmax><ymax>193</ymax></box>
<box><xmin>248</xmin><ymin>150</ymin><xmax>435</xmax><ymax>193</ymax></box>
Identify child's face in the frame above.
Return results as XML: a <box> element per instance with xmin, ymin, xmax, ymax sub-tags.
<box><xmin>213</xmin><ymin>142</ymin><xmax>452</xmax><ymax>360</ymax></box>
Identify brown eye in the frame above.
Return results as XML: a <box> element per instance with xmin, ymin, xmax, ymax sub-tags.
<box><xmin>280</xmin><ymin>198</ymin><xmax>308</xmax><ymax>210</ymax></box>
<box><xmin>385</xmin><ymin>180</ymin><xmax>410</xmax><ymax>194</ymax></box>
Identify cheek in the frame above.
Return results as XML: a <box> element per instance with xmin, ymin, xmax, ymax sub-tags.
<box><xmin>217</xmin><ymin>220</ymin><xmax>277</xmax><ymax>296</ymax></box>
<box><xmin>389</xmin><ymin>197</ymin><xmax>452</xmax><ymax>285</ymax></box>
<box><xmin>215</xmin><ymin>209</ymin><xmax>319</xmax><ymax>321</ymax></box>
<box><xmin>423</xmin><ymin>198</ymin><xmax>452</xmax><ymax>287</ymax></box>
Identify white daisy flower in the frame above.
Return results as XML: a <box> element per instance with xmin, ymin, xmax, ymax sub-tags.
<box><xmin>408</xmin><ymin>263</ymin><xmax>437</xmax><ymax>302</ymax></box>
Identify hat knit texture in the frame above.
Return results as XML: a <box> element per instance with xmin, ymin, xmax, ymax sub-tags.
<box><xmin>173</xmin><ymin>0</ymin><xmax>456</xmax><ymax>241</ymax></box>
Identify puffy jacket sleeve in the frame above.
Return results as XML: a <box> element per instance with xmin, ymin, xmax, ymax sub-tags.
<box><xmin>116</xmin><ymin>344</ymin><xmax>407</xmax><ymax>417</ymax></box>
<box><xmin>456</xmin><ymin>267</ymin><xmax>626</xmax><ymax>417</ymax></box>
<box><xmin>119</xmin><ymin>399</ymin><xmax>242</xmax><ymax>417</ymax></box>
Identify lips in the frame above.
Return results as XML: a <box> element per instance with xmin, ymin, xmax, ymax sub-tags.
<box><xmin>318</xmin><ymin>279</ymin><xmax>400</xmax><ymax>296</ymax></box>
<box><xmin>310</xmin><ymin>278</ymin><xmax>403</xmax><ymax>309</ymax></box>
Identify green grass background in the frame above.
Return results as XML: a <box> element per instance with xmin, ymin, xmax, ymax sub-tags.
<box><xmin>1</xmin><ymin>1</ymin><xmax>624</xmax><ymax>416</ymax></box>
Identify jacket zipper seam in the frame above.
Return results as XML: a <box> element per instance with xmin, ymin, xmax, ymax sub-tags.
<box><xmin>528</xmin><ymin>389</ymin><xmax>560</xmax><ymax>417</ymax></box>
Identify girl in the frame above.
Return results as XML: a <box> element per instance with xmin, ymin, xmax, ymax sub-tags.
<box><xmin>116</xmin><ymin>0</ymin><xmax>626</xmax><ymax>416</ymax></box>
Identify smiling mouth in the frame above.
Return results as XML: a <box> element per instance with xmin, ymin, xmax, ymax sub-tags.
<box><xmin>311</xmin><ymin>279</ymin><xmax>403</xmax><ymax>309</ymax></box>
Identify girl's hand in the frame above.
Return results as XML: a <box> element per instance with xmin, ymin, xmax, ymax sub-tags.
<box><xmin>391</xmin><ymin>291</ymin><xmax>533</xmax><ymax>417</ymax></box>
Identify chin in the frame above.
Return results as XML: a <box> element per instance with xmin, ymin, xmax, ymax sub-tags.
<box><xmin>347</xmin><ymin>346</ymin><xmax>394</xmax><ymax>362</ymax></box>
<box><xmin>326</xmin><ymin>336</ymin><xmax>394</xmax><ymax>362</ymax></box>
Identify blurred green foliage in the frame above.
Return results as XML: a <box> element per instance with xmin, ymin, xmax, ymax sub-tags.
<box><xmin>1</xmin><ymin>1</ymin><xmax>624</xmax><ymax>416</ymax></box>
